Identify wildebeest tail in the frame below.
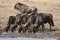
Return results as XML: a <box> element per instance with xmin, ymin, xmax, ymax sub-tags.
<box><xmin>51</xmin><ymin>20</ymin><xmax>54</xmax><ymax>26</ymax></box>
<box><xmin>49</xmin><ymin>13</ymin><xmax>54</xmax><ymax>26</ymax></box>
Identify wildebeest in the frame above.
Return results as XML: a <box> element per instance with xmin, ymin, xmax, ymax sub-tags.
<box><xmin>5</xmin><ymin>16</ymin><xmax>16</xmax><ymax>32</ymax></box>
<box><xmin>10</xmin><ymin>14</ymin><xmax>30</xmax><ymax>32</ymax></box>
<box><xmin>11</xmin><ymin>14</ymin><xmax>22</xmax><ymax>32</ymax></box>
<box><xmin>14</xmin><ymin>3</ymin><xmax>37</xmax><ymax>14</ymax></box>
<box><xmin>22</xmin><ymin>13</ymin><xmax>38</xmax><ymax>33</ymax></box>
<box><xmin>33</xmin><ymin>13</ymin><xmax>54</xmax><ymax>33</ymax></box>
<box><xmin>18</xmin><ymin>14</ymin><xmax>30</xmax><ymax>33</ymax></box>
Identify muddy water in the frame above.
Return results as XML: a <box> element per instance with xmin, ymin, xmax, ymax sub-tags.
<box><xmin>0</xmin><ymin>37</ymin><xmax>57</xmax><ymax>40</ymax></box>
<box><xmin>0</xmin><ymin>32</ymin><xmax>58</xmax><ymax>40</ymax></box>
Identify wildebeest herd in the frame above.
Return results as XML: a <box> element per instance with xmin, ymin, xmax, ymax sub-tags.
<box><xmin>5</xmin><ymin>3</ymin><xmax>54</xmax><ymax>33</ymax></box>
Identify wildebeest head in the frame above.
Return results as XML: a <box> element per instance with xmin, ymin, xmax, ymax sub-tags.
<box><xmin>14</xmin><ymin>3</ymin><xmax>27</xmax><ymax>9</ymax></box>
<box><xmin>14</xmin><ymin>3</ymin><xmax>28</xmax><ymax>13</ymax></box>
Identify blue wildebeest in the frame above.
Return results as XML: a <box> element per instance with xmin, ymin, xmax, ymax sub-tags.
<box><xmin>10</xmin><ymin>14</ymin><xmax>31</xmax><ymax>32</ymax></box>
<box><xmin>5</xmin><ymin>14</ymin><xmax>22</xmax><ymax>32</ymax></box>
<box><xmin>14</xmin><ymin>3</ymin><xmax>37</xmax><ymax>14</ymax></box>
<box><xmin>33</xmin><ymin>13</ymin><xmax>54</xmax><ymax>33</ymax></box>
<box><xmin>21</xmin><ymin>13</ymin><xmax>38</xmax><ymax>33</ymax></box>
<box><xmin>5</xmin><ymin>16</ymin><xmax>16</xmax><ymax>32</ymax></box>
<box><xmin>10</xmin><ymin>14</ymin><xmax>22</xmax><ymax>32</ymax></box>
<box><xmin>18</xmin><ymin>14</ymin><xmax>30</xmax><ymax>33</ymax></box>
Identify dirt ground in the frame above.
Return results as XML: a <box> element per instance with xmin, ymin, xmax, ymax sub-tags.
<box><xmin>0</xmin><ymin>0</ymin><xmax>60</xmax><ymax>40</ymax></box>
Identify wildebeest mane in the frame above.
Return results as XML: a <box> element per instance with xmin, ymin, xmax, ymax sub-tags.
<box><xmin>17</xmin><ymin>3</ymin><xmax>27</xmax><ymax>6</ymax></box>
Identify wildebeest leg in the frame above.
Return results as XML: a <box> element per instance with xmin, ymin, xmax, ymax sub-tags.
<box><xmin>33</xmin><ymin>27</ymin><xmax>36</xmax><ymax>33</ymax></box>
<box><xmin>48</xmin><ymin>21</ymin><xmax>52</xmax><ymax>30</ymax></box>
<box><xmin>48</xmin><ymin>19</ymin><xmax>54</xmax><ymax>31</ymax></box>
<box><xmin>11</xmin><ymin>24</ymin><xmax>17</xmax><ymax>32</ymax></box>
<box><xmin>32</xmin><ymin>24</ymin><xmax>39</xmax><ymax>33</ymax></box>
<box><xmin>22</xmin><ymin>20</ymin><xmax>31</xmax><ymax>33</ymax></box>
<box><xmin>33</xmin><ymin>18</ymin><xmax>39</xmax><ymax>33</ymax></box>
<box><xmin>51</xmin><ymin>19</ymin><xmax>54</xmax><ymax>26</ymax></box>
<box><xmin>23</xmin><ymin>23</ymin><xmax>30</xmax><ymax>33</ymax></box>
<box><xmin>5</xmin><ymin>24</ymin><xmax>10</xmax><ymax>32</ymax></box>
<box><xmin>42</xmin><ymin>24</ymin><xmax>44</xmax><ymax>32</ymax></box>
<box><xmin>18</xmin><ymin>25</ymin><xmax>23</xmax><ymax>33</ymax></box>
